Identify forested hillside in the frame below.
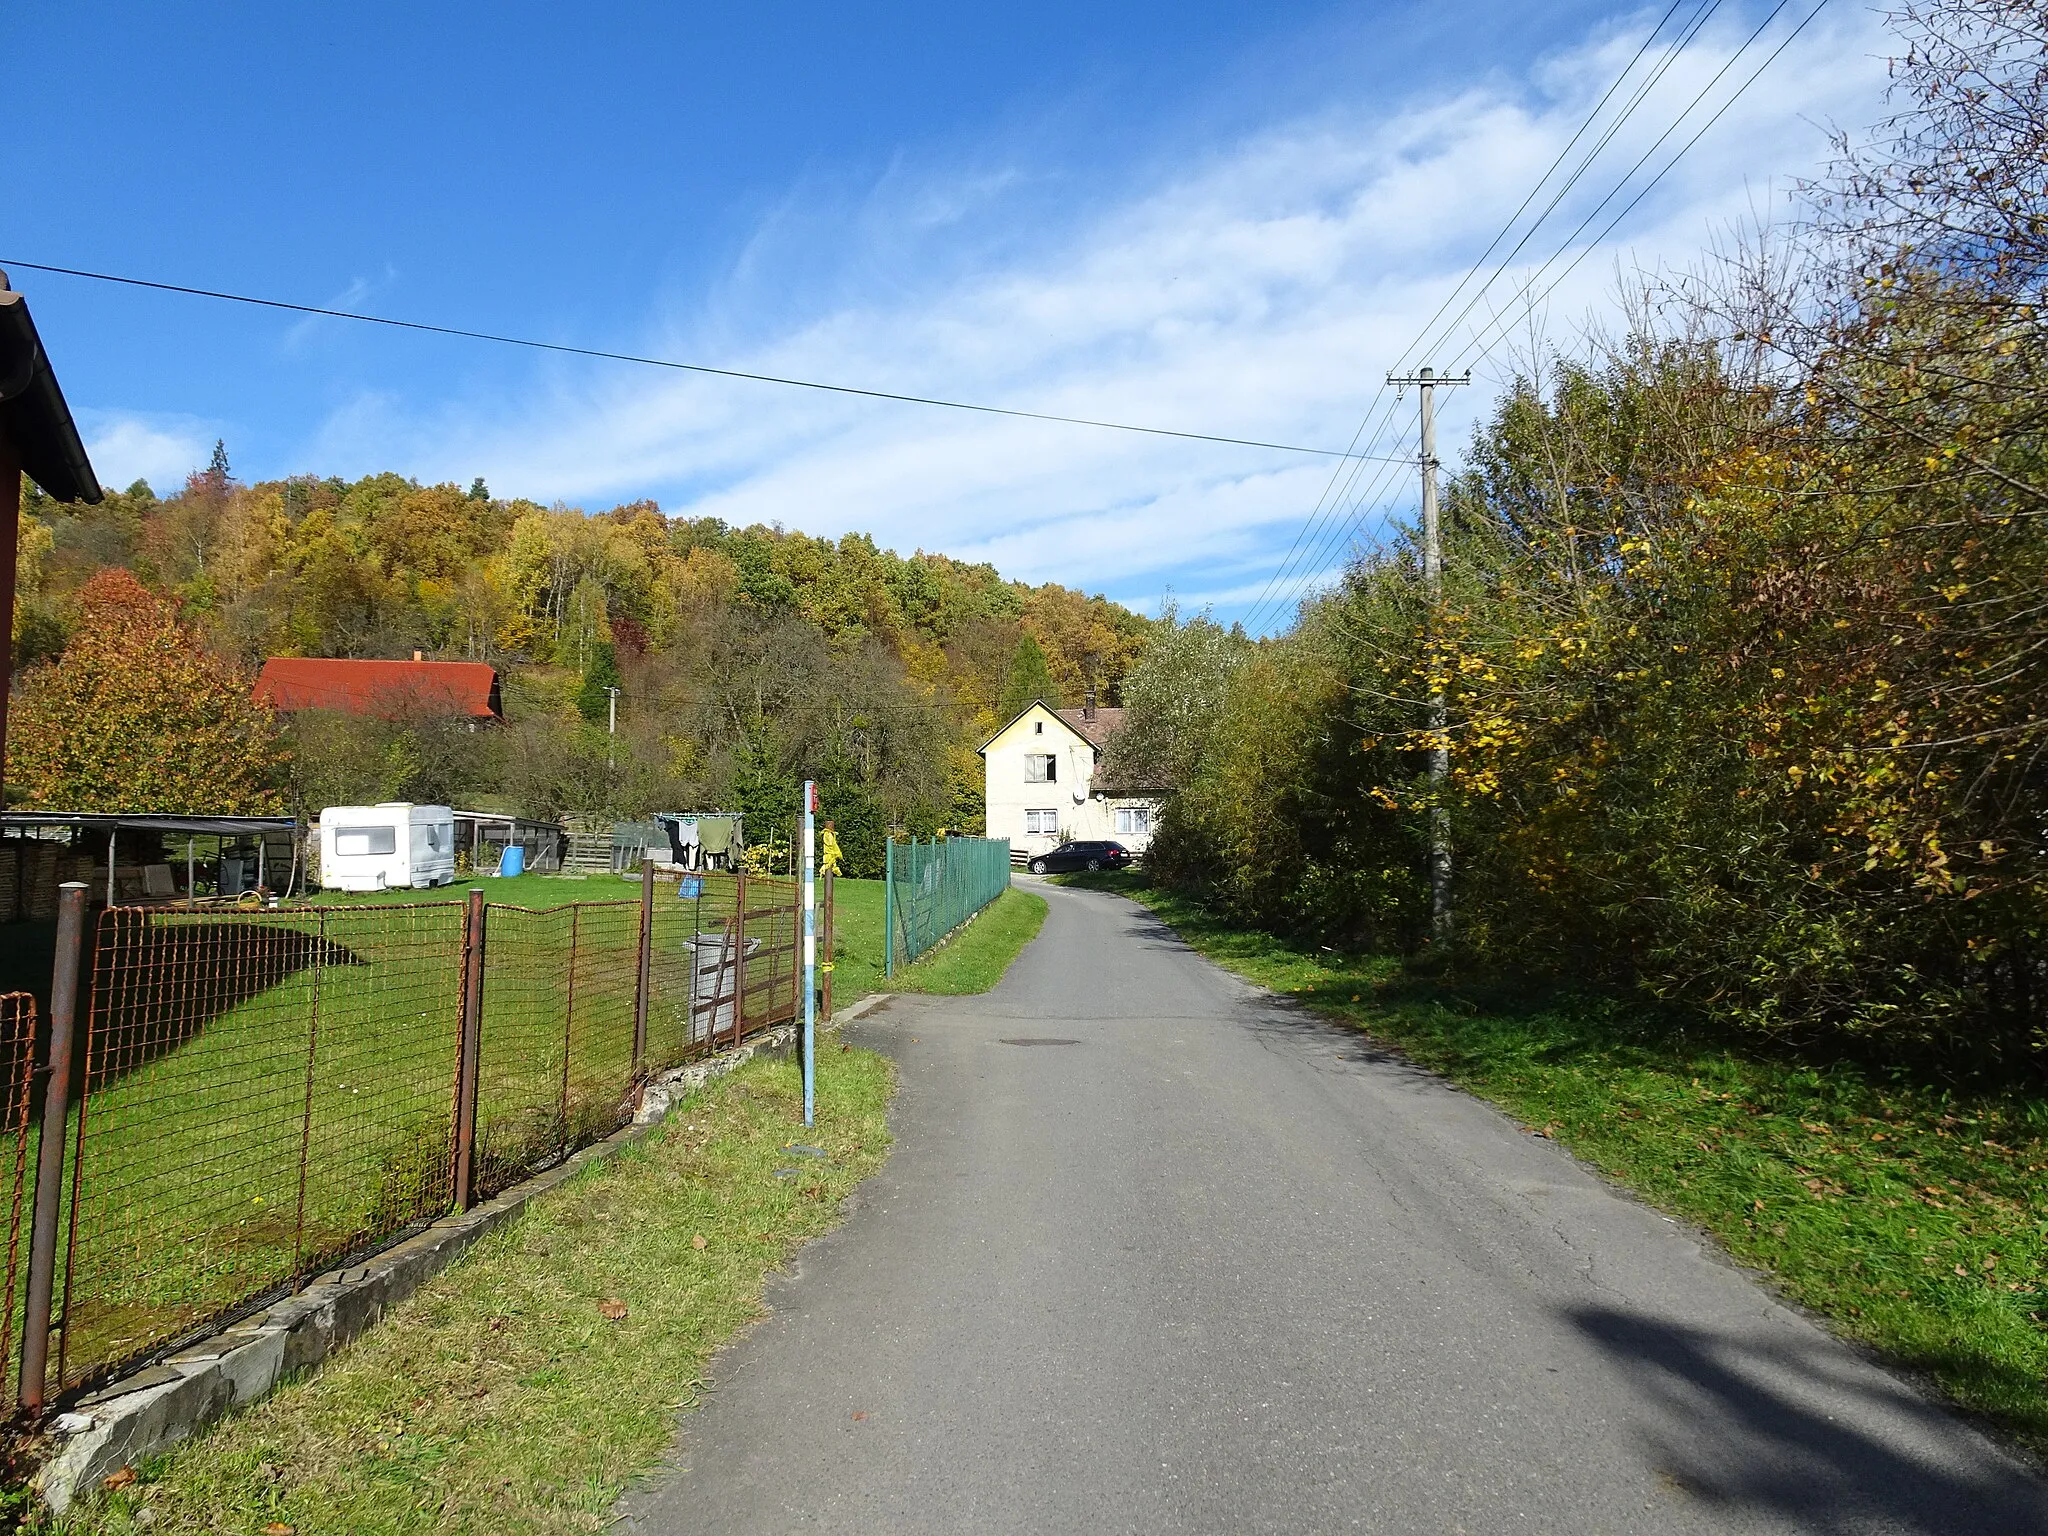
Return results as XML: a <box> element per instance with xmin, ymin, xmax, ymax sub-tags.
<box><xmin>13</xmin><ymin>461</ymin><xmax>1151</xmax><ymax>875</ymax></box>
<box><xmin>1114</xmin><ymin>0</ymin><xmax>2048</xmax><ymax>1077</ymax></box>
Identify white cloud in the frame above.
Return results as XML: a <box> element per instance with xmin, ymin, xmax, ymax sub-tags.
<box><xmin>309</xmin><ymin>4</ymin><xmax>1891</xmax><ymax>626</ymax></box>
<box><xmin>77</xmin><ymin>410</ymin><xmax>214</xmax><ymax>494</ymax></box>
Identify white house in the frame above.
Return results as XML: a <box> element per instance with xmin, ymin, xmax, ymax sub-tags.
<box><xmin>979</xmin><ymin>698</ymin><xmax>1162</xmax><ymax>858</ymax></box>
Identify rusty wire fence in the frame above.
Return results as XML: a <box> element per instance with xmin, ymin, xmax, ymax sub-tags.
<box><xmin>3</xmin><ymin>871</ymin><xmax>815</xmax><ymax>1407</ymax></box>
<box><xmin>0</xmin><ymin>993</ymin><xmax>38</xmax><ymax>1410</ymax></box>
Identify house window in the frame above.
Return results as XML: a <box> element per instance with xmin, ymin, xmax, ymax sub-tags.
<box><xmin>1024</xmin><ymin>809</ymin><xmax>1060</xmax><ymax>836</ymax></box>
<box><xmin>1023</xmin><ymin>753</ymin><xmax>1057</xmax><ymax>784</ymax></box>
<box><xmin>1033</xmin><ymin>721</ymin><xmax>1043</xmax><ymax>734</ymax></box>
<box><xmin>1115</xmin><ymin>806</ymin><xmax>1152</xmax><ymax>836</ymax></box>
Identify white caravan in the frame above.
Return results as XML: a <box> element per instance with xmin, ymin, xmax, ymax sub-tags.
<box><xmin>318</xmin><ymin>803</ymin><xmax>457</xmax><ymax>891</ymax></box>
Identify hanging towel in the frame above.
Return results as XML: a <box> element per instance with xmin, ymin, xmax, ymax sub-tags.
<box><xmin>697</xmin><ymin>816</ymin><xmax>734</xmax><ymax>860</ymax></box>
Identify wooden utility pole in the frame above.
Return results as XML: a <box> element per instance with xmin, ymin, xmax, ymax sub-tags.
<box><xmin>1386</xmin><ymin>366</ymin><xmax>1469</xmax><ymax>945</ymax></box>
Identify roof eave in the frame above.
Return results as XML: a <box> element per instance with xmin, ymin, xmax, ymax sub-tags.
<box><xmin>976</xmin><ymin>698</ymin><xmax>1081</xmax><ymax>755</ymax></box>
<box><xmin>0</xmin><ymin>289</ymin><xmax>102</xmax><ymax>505</ymax></box>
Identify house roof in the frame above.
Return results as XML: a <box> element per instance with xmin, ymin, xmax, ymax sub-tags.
<box><xmin>2</xmin><ymin>812</ymin><xmax>296</xmax><ymax>835</ymax></box>
<box><xmin>1053</xmin><ymin>706</ymin><xmax>1126</xmax><ymax>750</ymax></box>
<box><xmin>0</xmin><ymin>282</ymin><xmax>101</xmax><ymax>505</ymax></box>
<box><xmin>254</xmin><ymin>658</ymin><xmax>503</xmax><ymax>720</ymax></box>
<box><xmin>978</xmin><ymin>698</ymin><xmax>1102</xmax><ymax>755</ymax></box>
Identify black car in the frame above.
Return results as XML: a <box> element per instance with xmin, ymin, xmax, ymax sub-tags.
<box><xmin>1027</xmin><ymin>840</ymin><xmax>1132</xmax><ymax>875</ymax></box>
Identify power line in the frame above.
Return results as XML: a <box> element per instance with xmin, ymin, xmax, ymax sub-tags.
<box><xmin>1256</xmin><ymin>0</ymin><xmax>1735</xmax><ymax>627</ymax></box>
<box><xmin>1395</xmin><ymin>0</ymin><xmax>1727</xmax><ymax>372</ymax></box>
<box><xmin>1260</xmin><ymin>0</ymin><xmax>1826</xmax><ymax>626</ymax></box>
<box><xmin>1449</xmin><ymin>0</ymin><xmax>1835</xmax><ymax>376</ymax></box>
<box><xmin>1447</xmin><ymin>0</ymin><xmax>1821</xmax><ymax>375</ymax></box>
<box><xmin>1238</xmin><ymin>0</ymin><xmax>1715</xmax><ymax>631</ymax></box>
<box><xmin>0</xmin><ymin>256</ymin><xmax>1410</xmax><ymax>465</ymax></box>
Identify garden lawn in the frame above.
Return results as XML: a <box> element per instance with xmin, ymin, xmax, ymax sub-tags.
<box><xmin>58</xmin><ymin>1048</ymin><xmax>894</xmax><ymax>1536</ymax></box>
<box><xmin>1063</xmin><ymin>871</ymin><xmax>2048</xmax><ymax>1460</ymax></box>
<box><xmin>302</xmin><ymin>873</ymin><xmax>641</xmax><ymax>910</ymax></box>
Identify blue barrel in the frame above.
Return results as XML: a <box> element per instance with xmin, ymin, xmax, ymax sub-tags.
<box><xmin>499</xmin><ymin>844</ymin><xmax>526</xmax><ymax>878</ymax></box>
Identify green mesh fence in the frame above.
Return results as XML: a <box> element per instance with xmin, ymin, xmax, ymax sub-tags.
<box><xmin>884</xmin><ymin>837</ymin><xmax>1012</xmax><ymax>976</ymax></box>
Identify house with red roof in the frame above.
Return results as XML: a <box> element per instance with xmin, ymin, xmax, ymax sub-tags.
<box><xmin>253</xmin><ymin>656</ymin><xmax>503</xmax><ymax>722</ymax></box>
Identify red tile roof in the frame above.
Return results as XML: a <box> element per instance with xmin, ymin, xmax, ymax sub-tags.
<box><xmin>254</xmin><ymin>658</ymin><xmax>503</xmax><ymax>720</ymax></box>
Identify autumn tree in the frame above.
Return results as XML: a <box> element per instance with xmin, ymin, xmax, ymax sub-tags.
<box><xmin>7</xmin><ymin>569</ymin><xmax>287</xmax><ymax>813</ymax></box>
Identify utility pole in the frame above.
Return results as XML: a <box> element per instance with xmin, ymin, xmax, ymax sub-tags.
<box><xmin>801</xmin><ymin>780</ymin><xmax>817</xmax><ymax>1127</ymax></box>
<box><xmin>604</xmin><ymin>686</ymin><xmax>621</xmax><ymax>771</ymax></box>
<box><xmin>1386</xmin><ymin>365</ymin><xmax>1469</xmax><ymax>946</ymax></box>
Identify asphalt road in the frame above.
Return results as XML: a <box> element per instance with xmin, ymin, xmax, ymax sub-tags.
<box><xmin>620</xmin><ymin>880</ymin><xmax>2046</xmax><ymax>1534</ymax></box>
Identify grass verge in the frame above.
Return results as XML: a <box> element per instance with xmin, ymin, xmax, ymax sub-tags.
<box><xmin>56</xmin><ymin>1047</ymin><xmax>894</xmax><ymax>1535</ymax></box>
<box><xmin>825</xmin><ymin>882</ymin><xmax>1046</xmax><ymax>1006</ymax></box>
<box><xmin>1062</xmin><ymin>870</ymin><xmax>2048</xmax><ymax>1459</ymax></box>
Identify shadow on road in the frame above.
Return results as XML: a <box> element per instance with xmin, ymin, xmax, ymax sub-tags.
<box><xmin>1565</xmin><ymin>1303</ymin><xmax>2048</xmax><ymax>1533</ymax></box>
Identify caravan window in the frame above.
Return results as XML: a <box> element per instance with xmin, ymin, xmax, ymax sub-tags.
<box><xmin>336</xmin><ymin>827</ymin><xmax>397</xmax><ymax>856</ymax></box>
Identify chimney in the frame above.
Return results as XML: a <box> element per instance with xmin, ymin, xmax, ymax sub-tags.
<box><xmin>1084</xmin><ymin>686</ymin><xmax>1096</xmax><ymax>723</ymax></box>
<box><xmin>413</xmin><ymin>650</ymin><xmax>423</xmax><ymax>662</ymax></box>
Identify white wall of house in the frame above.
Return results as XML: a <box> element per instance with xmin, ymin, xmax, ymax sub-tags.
<box><xmin>980</xmin><ymin>702</ymin><xmax>1160</xmax><ymax>856</ymax></box>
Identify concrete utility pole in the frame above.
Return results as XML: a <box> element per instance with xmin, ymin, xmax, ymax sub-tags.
<box><xmin>1386</xmin><ymin>366</ymin><xmax>1469</xmax><ymax>945</ymax></box>
<box><xmin>604</xmin><ymin>686</ymin><xmax>621</xmax><ymax>770</ymax></box>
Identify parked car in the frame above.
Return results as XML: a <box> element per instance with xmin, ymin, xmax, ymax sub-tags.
<box><xmin>1027</xmin><ymin>840</ymin><xmax>1132</xmax><ymax>875</ymax></box>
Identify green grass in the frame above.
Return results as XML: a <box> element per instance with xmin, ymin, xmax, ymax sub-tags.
<box><xmin>50</xmin><ymin>896</ymin><xmax>699</xmax><ymax>1391</ymax></box>
<box><xmin>1061</xmin><ymin>870</ymin><xmax>2048</xmax><ymax>1459</ymax></box>
<box><xmin>56</xmin><ymin>1049</ymin><xmax>894</xmax><ymax>1536</ymax></box>
<box><xmin>824</xmin><ymin>881</ymin><xmax>1046</xmax><ymax>1006</ymax></box>
<box><xmin>41</xmin><ymin>873</ymin><xmax>1034</xmax><ymax>1395</ymax></box>
<box><xmin>294</xmin><ymin>872</ymin><xmax>1053</xmax><ymax>1009</ymax></box>
<box><xmin>302</xmin><ymin>872</ymin><xmax>642</xmax><ymax>909</ymax></box>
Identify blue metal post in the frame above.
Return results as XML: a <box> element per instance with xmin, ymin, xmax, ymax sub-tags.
<box><xmin>802</xmin><ymin>780</ymin><xmax>817</xmax><ymax>1127</ymax></box>
<box><xmin>884</xmin><ymin>838</ymin><xmax>895</xmax><ymax>981</ymax></box>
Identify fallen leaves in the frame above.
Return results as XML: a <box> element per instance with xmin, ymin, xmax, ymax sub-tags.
<box><xmin>102</xmin><ymin>1466</ymin><xmax>138</xmax><ymax>1491</ymax></box>
<box><xmin>692</xmin><ymin>1234</ymin><xmax>708</xmax><ymax>1251</ymax></box>
<box><xmin>598</xmin><ymin>1299</ymin><xmax>629</xmax><ymax>1322</ymax></box>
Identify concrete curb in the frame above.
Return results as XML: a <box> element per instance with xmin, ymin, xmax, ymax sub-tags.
<box><xmin>33</xmin><ymin>1003</ymin><xmax>888</xmax><ymax>1514</ymax></box>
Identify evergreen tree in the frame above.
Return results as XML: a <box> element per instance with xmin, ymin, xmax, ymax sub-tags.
<box><xmin>817</xmin><ymin>742</ymin><xmax>887</xmax><ymax>877</ymax></box>
<box><xmin>468</xmin><ymin>477</ymin><xmax>490</xmax><ymax>501</ymax></box>
<box><xmin>205</xmin><ymin>439</ymin><xmax>231</xmax><ymax>489</ymax></box>
<box><xmin>575</xmin><ymin>641</ymin><xmax>622</xmax><ymax>724</ymax></box>
<box><xmin>998</xmin><ymin>635</ymin><xmax>1058</xmax><ymax>721</ymax></box>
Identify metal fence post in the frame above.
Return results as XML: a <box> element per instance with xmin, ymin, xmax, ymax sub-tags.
<box><xmin>560</xmin><ymin>904</ymin><xmax>579</xmax><ymax>1133</ymax></box>
<box><xmin>290</xmin><ymin>910</ymin><xmax>323</xmax><ymax>1273</ymax></box>
<box><xmin>883</xmin><ymin>839</ymin><xmax>895</xmax><ymax>980</ymax></box>
<box><xmin>452</xmin><ymin>887</ymin><xmax>486</xmax><ymax>1211</ymax></box>
<box><xmin>633</xmin><ymin>858</ymin><xmax>653</xmax><ymax>1078</ymax></box>
<box><xmin>789</xmin><ymin>859</ymin><xmax>802</xmax><ymax>1025</ymax></box>
<box><xmin>801</xmin><ymin>780</ymin><xmax>816</xmax><ymax>1124</ymax></box>
<box><xmin>733</xmin><ymin>870</ymin><xmax>748</xmax><ymax>1048</ymax></box>
<box><xmin>20</xmin><ymin>882</ymin><xmax>86</xmax><ymax>1413</ymax></box>
<box><xmin>821</xmin><ymin>871</ymin><xmax>835</xmax><ymax>1022</ymax></box>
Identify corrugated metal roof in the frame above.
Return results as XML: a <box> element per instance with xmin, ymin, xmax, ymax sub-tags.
<box><xmin>253</xmin><ymin>658</ymin><xmax>503</xmax><ymax>719</ymax></box>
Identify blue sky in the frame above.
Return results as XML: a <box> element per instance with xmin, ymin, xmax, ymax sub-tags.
<box><xmin>11</xmin><ymin>1</ymin><xmax>1888</xmax><ymax>628</ymax></box>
